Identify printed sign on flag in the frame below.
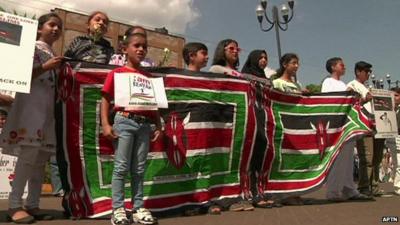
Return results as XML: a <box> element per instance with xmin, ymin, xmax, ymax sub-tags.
<box><xmin>114</xmin><ymin>73</ymin><xmax>167</xmax><ymax>110</ymax></box>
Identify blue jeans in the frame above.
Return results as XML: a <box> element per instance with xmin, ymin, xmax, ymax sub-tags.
<box><xmin>50</xmin><ymin>155</ymin><xmax>63</xmax><ymax>195</ymax></box>
<box><xmin>111</xmin><ymin>113</ymin><xmax>151</xmax><ymax>210</ymax></box>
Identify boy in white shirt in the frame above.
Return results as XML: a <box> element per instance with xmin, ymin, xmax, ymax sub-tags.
<box><xmin>347</xmin><ymin>61</ymin><xmax>386</xmax><ymax>197</ymax></box>
<box><xmin>322</xmin><ymin>57</ymin><xmax>372</xmax><ymax>201</ymax></box>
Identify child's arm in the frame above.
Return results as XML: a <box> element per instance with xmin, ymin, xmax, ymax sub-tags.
<box><xmin>346</xmin><ymin>86</ymin><xmax>372</xmax><ymax>105</ymax></box>
<box><xmin>101</xmin><ymin>93</ymin><xmax>118</xmax><ymax>140</ymax></box>
<box><xmin>151</xmin><ymin>110</ymin><xmax>163</xmax><ymax>142</ymax></box>
<box><xmin>32</xmin><ymin>56</ymin><xmax>64</xmax><ymax>79</ymax></box>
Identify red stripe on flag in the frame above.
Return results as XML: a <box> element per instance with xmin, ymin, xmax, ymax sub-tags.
<box><xmin>185</xmin><ymin>128</ymin><xmax>232</xmax><ymax>149</ymax></box>
<box><xmin>90</xmin><ymin>185</ymin><xmax>241</xmax><ymax>215</ymax></box>
<box><xmin>267</xmin><ymin>174</ymin><xmax>325</xmax><ymax>190</ymax></box>
<box><xmin>165</xmin><ymin>76</ymin><xmax>249</xmax><ymax>92</ymax></box>
<box><xmin>266</xmin><ymin>144</ymin><xmax>343</xmax><ymax>191</ymax></box>
<box><xmin>268</xmin><ymin>89</ymin><xmax>356</xmax><ymax>105</ymax></box>
<box><xmin>149</xmin><ymin>128</ymin><xmax>234</xmax><ymax>153</ymax></box>
<box><xmin>281</xmin><ymin>131</ymin><xmax>343</xmax><ymax>150</ymax></box>
<box><xmin>99</xmin><ymin>134</ymin><xmax>114</xmax><ymax>155</ymax></box>
<box><xmin>65</xmin><ymin>71</ymin><xmax>109</xmax><ymax>216</ymax></box>
<box><xmin>146</xmin><ymin>185</ymin><xmax>241</xmax><ymax>208</ymax></box>
<box><xmin>262</xmin><ymin>96</ymin><xmax>276</xmax><ymax>178</ymax></box>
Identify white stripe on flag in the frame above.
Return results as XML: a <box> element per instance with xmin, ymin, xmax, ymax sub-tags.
<box><xmin>281</xmin><ymin>148</ymin><xmax>321</xmax><ymax>155</ymax></box>
<box><xmin>284</xmin><ymin>127</ymin><xmax>345</xmax><ymax>135</ymax></box>
<box><xmin>185</xmin><ymin>122</ymin><xmax>233</xmax><ymax>129</ymax></box>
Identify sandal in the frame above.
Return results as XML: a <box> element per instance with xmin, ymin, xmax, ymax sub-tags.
<box><xmin>253</xmin><ymin>200</ymin><xmax>272</xmax><ymax>208</ymax></box>
<box><xmin>208</xmin><ymin>205</ymin><xmax>222</xmax><ymax>215</ymax></box>
<box><xmin>229</xmin><ymin>202</ymin><xmax>244</xmax><ymax>212</ymax></box>
<box><xmin>241</xmin><ymin>200</ymin><xmax>254</xmax><ymax>211</ymax></box>
<box><xmin>7</xmin><ymin>208</ymin><xmax>35</xmax><ymax>224</ymax></box>
<box><xmin>26</xmin><ymin>208</ymin><xmax>54</xmax><ymax>221</ymax></box>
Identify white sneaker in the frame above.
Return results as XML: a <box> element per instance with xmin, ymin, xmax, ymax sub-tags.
<box><xmin>132</xmin><ymin>208</ymin><xmax>156</xmax><ymax>224</ymax></box>
<box><xmin>111</xmin><ymin>207</ymin><xmax>130</xmax><ymax>225</ymax></box>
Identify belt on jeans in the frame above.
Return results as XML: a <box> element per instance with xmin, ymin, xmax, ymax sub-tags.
<box><xmin>116</xmin><ymin>111</ymin><xmax>150</xmax><ymax>123</ymax></box>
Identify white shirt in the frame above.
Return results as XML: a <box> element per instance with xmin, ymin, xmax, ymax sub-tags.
<box><xmin>321</xmin><ymin>77</ymin><xmax>347</xmax><ymax>92</ymax></box>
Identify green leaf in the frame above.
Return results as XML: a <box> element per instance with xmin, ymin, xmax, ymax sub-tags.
<box><xmin>305</xmin><ymin>84</ymin><xmax>322</xmax><ymax>94</ymax></box>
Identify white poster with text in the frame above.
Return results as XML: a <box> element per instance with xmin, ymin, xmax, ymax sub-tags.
<box><xmin>114</xmin><ymin>73</ymin><xmax>168</xmax><ymax>110</ymax></box>
<box><xmin>371</xmin><ymin>89</ymin><xmax>398</xmax><ymax>138</ymax></box>
<box><xmin>0</xmin><ymin>12</ymin><xmax>37</xmax><ymax>93</ymax></box>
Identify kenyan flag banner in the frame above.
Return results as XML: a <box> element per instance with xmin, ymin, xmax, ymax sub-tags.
<box><xmin>55</xmin><ymin>64</ymin><xmax>372</xmax><ymax>218</ymax></box>
<box><xmin>56</xmin><ymin>65</ymin><xmax>255</xmax><ymax>218</ymax></box>
<box><xmin>262</xmin><ymin>90</ymin><xmax>373</xmax><ymax>195</ymax></box>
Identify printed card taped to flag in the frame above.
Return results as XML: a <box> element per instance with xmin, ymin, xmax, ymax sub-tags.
<box><xmin>114</xmin><ymin>72</ymin><xmax>168</xmax><ymax>110</ymax></box>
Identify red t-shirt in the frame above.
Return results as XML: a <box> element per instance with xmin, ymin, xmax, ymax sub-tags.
<box><xmin>102</xmin><ymin>66</ymin><xmax>157</xmax><ymax>119</ymax></box>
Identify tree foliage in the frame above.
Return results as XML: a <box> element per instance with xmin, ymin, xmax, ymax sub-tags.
<box><xmin>0</xmin><ymin>5</ymin><xmax>36</xmax><ymax>19</ymax></box>
<box><xmin>305</xmin><ymin>84</ymin><xmax>321</xmax><ymax>94</ymax></box>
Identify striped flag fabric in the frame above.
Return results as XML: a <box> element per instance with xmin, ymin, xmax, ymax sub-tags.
<box><xmin>262</xmin><ymin>90</ymin><xmax>373</xmax><ymax>195</ymax></box>
<box><xmin>56</xmin><ymin>64</ymin><xmax>372</xmax><ymax>218</ymax></box>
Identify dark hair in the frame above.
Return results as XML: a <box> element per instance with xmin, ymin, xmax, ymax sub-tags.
<box><xmin>391</xmin><ymin>87</ymin><xmax>400</xmax><ymax>93</ymax></box>
<box><xmin>0</xmin><ymin>109</ymin><xmax>7</xmax><ymax>117</ymax></box>
<box><xmin>241</xmin><ymin>49</ymin><xmax>267</xmax><ymax>78</ymax></box>
<box><xmin>182</xmin><ymin>42</ymin><xmax>208</xmax><ymax>65</ymax></box>
<box><xmin>88</xmin><ymin>11</ymin><xmax>109</xmax><ymax>25</ymax></box>
<box><xmin>325</xmin><ymin>57</ymin><xmax>342</xmax><ymax>74</ymax></box>
<box><xmin>354</xmin><ymin>61</ymin><xmax>372</xmax><ymax>74</ymax></box>
<box><xmin>276</xmin><ymin>53</ymin><xmax>299</xmax><ymax>77</ymax></box>
<box><xmin>125</xmin><ymin>25</ymin><xmax>147</xmax><ymax>37</ymax></box>
<box><xmin>211</xmin><ymin>39</ymin><xmax>239</xmax><ymax>69</ymax></box>
<box><xmin>122</xmin><ymin>32</ymin><xmax>147</xmax><ymax>46</ymax></box>
<box><xmin>37</xmin><ymin>12</ymin><xmax>63</xmax><ymax>39</ymax></box>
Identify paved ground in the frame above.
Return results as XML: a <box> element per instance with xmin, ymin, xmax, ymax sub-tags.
<box><xmin>0</xmin><ymin>183</ymin><xmax>399</xmax><ymax>225</ymax></box>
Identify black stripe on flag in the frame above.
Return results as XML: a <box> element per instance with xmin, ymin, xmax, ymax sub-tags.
<box><xmin>160</xmin><ymin>103</ymin><xmax>234</xmax><ymax>123</ymax></box>
<box><xmin>280</xmin><ymin>114</ymin><xmax>349</xmax><ymax>130</ymax></box>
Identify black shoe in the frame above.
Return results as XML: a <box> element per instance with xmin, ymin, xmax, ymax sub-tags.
<box><xmin>372</xmin><ymin>189</ymin><xmax>393</xmax><ymax>197</ymax></box>
<box><xmin>348</xmin><ymin>193</ymin><xmax>375</xmax><ymax>201</ymax></box>
<box><xmin>359</xmin><ymin>189</ymin><xmax>372</xmax><ymax>196</ymax></box>
<box><xmin>7</xmin><ymin>208</ymin><xmax>35</xmax><ymax>224</ymax></box>
<box><xmin>26</xmin><ymin>208</ymin><xmax>54</xmax><ymax>221</ymax></box>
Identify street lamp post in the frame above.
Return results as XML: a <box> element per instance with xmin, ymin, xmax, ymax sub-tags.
<box><xmin>386</xmin><ymin>74</ymin><xmax>400</xmax><ymax>89</ymax></box>
<box><xmin>256</xmin><ymin>0</ymin><xmax>295</xmax><ymax>60</ymax></box>
<box><xmin>371</xmin><ymin>74</ymin><xmax>385</xmax><ymax>89</ymax></box>
<box><xmin>371</xmin><ymin>73</ymin><xmax>399</xmax><ymax>89</ymax></box>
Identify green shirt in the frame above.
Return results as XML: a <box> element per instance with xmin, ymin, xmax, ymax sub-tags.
<box><xmin>272</xmin><ymin>78</ymin><xmax>302</xmax><ymax>93</ymax></box>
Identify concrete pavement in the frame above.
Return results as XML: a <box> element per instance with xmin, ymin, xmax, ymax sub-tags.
<box><xmin>0</xmin><ymin>183</ymin><xmax>398</xmax><ymax>225</ymax></box>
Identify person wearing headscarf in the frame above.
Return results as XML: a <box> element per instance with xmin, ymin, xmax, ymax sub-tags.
<box><xmin>241</xmin><ymin>50</ymin><xmax>268</xmax><ymax>78</ymax></box>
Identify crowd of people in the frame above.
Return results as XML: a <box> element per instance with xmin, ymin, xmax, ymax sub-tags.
<box><xmin>0</xmin><ymin>9</ymin><xmax>399</xmax><ymax>225</ymax></box>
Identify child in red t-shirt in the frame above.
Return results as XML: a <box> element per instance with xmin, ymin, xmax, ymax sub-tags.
<box><xmin>101</xmin><ymin>32</ymin><xmax>161</xmax><ymax>225</ymax></box>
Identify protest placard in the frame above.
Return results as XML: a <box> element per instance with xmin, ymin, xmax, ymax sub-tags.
<box><xmin>0</xmin><ymin>12</ymin><xmax>37</xmax><ymax>93</ymax></box>
<box><xmin>371</xmin><ymin>88</ymin><xmax>398</xmax><ymax>138</ymax></box>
